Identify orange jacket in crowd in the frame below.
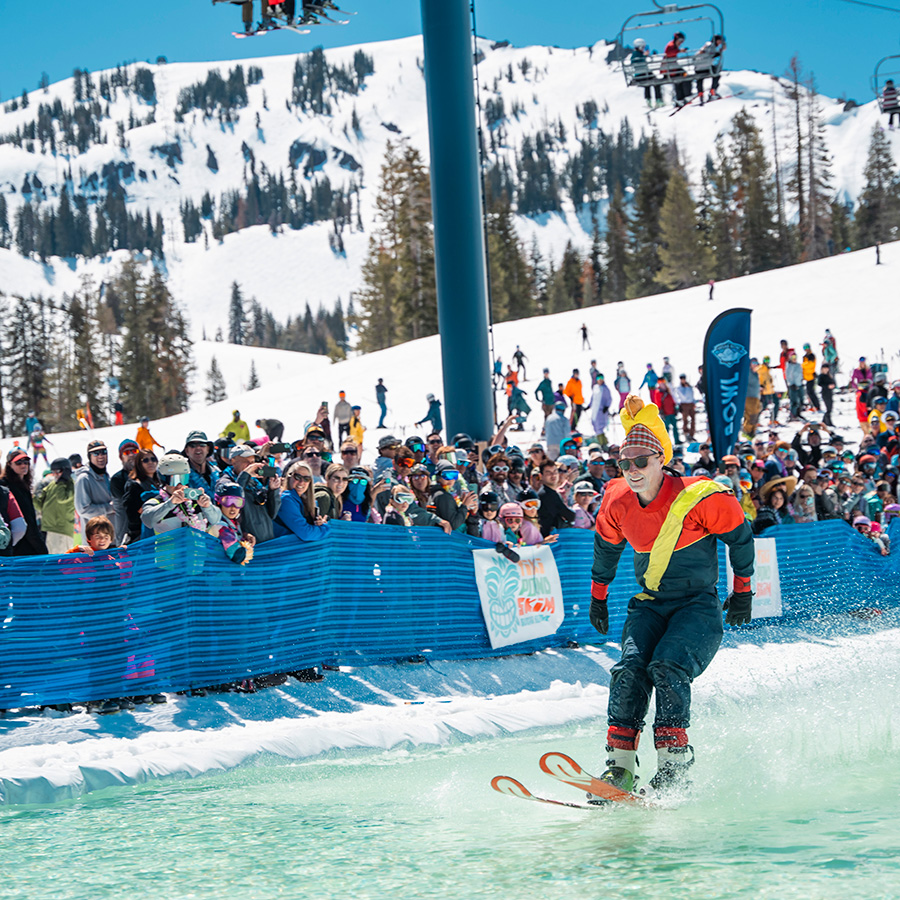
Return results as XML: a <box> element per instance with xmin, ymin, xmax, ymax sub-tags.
<box><xmin>564</xmin><ymin>376</ymin><xmax>585</xmax><ymax>406</ymax></box>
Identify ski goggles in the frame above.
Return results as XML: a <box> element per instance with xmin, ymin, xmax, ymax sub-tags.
<box><xmin>617</xmin><ymin>454</ymin><xmax>658</xmax><ymax>472</ymax></box>
<box><xmin>438</xmin><ymin>470</ymin><xmax>460</xmax><ymax>481</ymax></box>
<box><xmin>167</xmin><ymin>472</ymin><xmax>190</xmax><ymax>486</ymax></box>
<box><xmin>407</xmin><ymin>442</ymin><xmax>424</xmax><ymax>453</ymax></box>
<box><xmin>491</xmin><ymin>465</ymin><xmax>509</xmax><ymax>474</ymax></box>
<box><xmin>395</xmin><ymin>493</ymin><xmax>415</xmax><ymax>505</ymax></box>
<box><xmin>220</xmin><ymin>496</ymin><xmax>245</xmax><ymax>509</ymax></box>
<box><xmin>480</xmin><ymin>500</ymin><xmax>500</xmax><ymax>512</ymax></box>
<box><xmin>520</xmin><ymin>499</ymin><xmax>541</xmax><ymax>511</ymax></box>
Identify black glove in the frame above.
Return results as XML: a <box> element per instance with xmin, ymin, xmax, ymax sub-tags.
<box><xmin>724</xmin><ymin>589</ymin><xmax>753</xmax><ymax>626</ymax></box>
<box><xmin>589</xmin><ymin>597</ymin><xmax>609</xmax><ymax>635</ymax></box>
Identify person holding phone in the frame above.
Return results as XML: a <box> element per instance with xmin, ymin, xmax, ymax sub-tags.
<box><xmin>223</xmin><ymin>445</ymin><xmax>282</xmax><ymax>543</ymax></box>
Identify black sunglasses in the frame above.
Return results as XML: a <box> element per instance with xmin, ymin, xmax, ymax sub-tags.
<box><xmin>303</xmin><ymin>452</ymin><xmax>322</xmax><ymax>459</ymax></box>
<box><xmin>617</xmin><ymin>454</ymin><xmax>658</xmax><ymax>472</ymax></box>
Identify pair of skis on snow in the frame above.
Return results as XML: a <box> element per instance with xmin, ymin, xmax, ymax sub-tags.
<box><xmin>492</xmin><ymin>751</ymin><xmax>654</xmax><ymax>810</ymax></box>
<box><xmin>667</xmin><ymin>89</ymin><xmax>746</xmax><ymax>116</ymax></box>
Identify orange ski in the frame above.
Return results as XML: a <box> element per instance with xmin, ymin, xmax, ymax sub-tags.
<box><xmin>490</xmin><ymin>775</ymin><xmax>595</xmax><ymax>810</ymax></box>
<box><xmin>539</xmin><ymin>751</ymin><xmax>648</xmax><ymax>806</ymax></box>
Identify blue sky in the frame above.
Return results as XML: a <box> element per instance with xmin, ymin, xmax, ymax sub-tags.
<box><xmin>2</xmin><ymin>0</ymin><xmax>899</xmax><ymax>104</ymax></box>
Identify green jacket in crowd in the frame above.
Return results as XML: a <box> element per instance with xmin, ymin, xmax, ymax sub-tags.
<box><xmin>35</xmin><ymin>478</ymin><xmax>76</xmax><ymax>538</ymax></box>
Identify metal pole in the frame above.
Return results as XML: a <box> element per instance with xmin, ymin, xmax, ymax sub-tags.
<box><xmin>420</xmin><ymin>0</ymin><xmax>494</xmax><ymax>442</ymax></box>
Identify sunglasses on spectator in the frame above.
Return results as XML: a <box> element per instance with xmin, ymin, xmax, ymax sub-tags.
<box><xmin>10</xmin><ymin>457</ymin><xmax>29</xmax><ymax>465</ymax></box>
<box><xmin>617</xmin><ymin>454</ymin><xmax>658</xmax><ymax>472</ymax></box>
<box><xmin>439</xmin><ymin>471</ymin><xmax>459</xmax><ymax>481</ymax></box>
<box><xmin>220</xmin><ymin>496</ymin><xmax>245</xmax><ymax>509</ymax></box>
<box><xmin>122</xmin><ymin>447</ymin><xmax>138</xmax><ymax>455</ymax></box>
<box><xmin>330</xmin><ymin>476</ymin><xmax>349</xmax><ymax>484</ymax></box>
<box><xmin>428</xmin><ymin>439</ymin><xmax>442</xmax><ymax>445</ymax></box>
<box><xmin>491</xmin><ymin>465</ymin><xmax>509</xmax><ymax>473</ymax></box>
<box><xmin>186</xmin><ymin>442</ymin><xmax>207</xmax><ymax>449</ymax></box>
<box><xmin>90</xmin><ymin>449</ymin><xmax>108</xmax><ymax>456</ymax></box>
<box><xmin>349</xmin><ymin>477</ymin><xmax>368</xmax><ymax>486</ymax></box>
<box><xmin>292</xmin><ymin>474</ymin><xmax>312</xmax><ymax>483</ymax></box>
<box><xmin>303</xmin><ymin>452</ymin><xmax>322</xmax><ymax>459</ymax></box>
<box><xmin>144</xmin><ymin>456</ymin><xmax>158</xmax><ymax>463</ymax></box>
<box><xmin>502</xmin><ymin>515</ymin><xmax>523</xmax><ymax>522</ymax></box>
<box><xmin>341</xmin><ymin>448</ymin><xmax>358</xmax><ymax>455</ymax></box>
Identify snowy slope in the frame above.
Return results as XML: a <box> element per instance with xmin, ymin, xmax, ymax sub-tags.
<box><xmin>4</xmin><ymin>239</ymin><xmax>897</xmax><ymax>465</ymax></box>
<box><xmin>1</xmin><ymin>36</ymin><xmax>897</xmax><ymax>334</ymax></box>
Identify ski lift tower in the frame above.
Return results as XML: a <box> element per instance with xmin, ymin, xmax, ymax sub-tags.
<box><xmin>420</xmin><ymin>0</ymin><xmax>494</xmax><ymax>442</ymax></box>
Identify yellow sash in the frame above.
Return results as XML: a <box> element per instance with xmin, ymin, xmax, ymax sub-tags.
<box><xmin>636</xmin><ymin>480</ymin><xmax>730</xmax><ymax>600</ymax></box>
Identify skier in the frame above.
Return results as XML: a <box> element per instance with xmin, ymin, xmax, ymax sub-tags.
<box><xmin>821</xmin><ymin>329</ymin><xmax>839</xmax><ymax>374</ymax></box>
<box><xmin>588</xmin><ymin>395</ymin><xmax>754</xmax><ymax>797</ymax></box>
<box><xmin>614</xmin><ymin>363</ymin><xmax>632</xmax><ymax>410</ymax></box>
<box><xmin>333</xmin><ymin>391</ymin><xmax>353</xmax><ymax>443</ymax></box>
<box><xmin>883</xmin><ymin>79</ymin><xmax>899</xmax><ymax>129</ymax></box>
<box><xmin>415</xmin><ymin>394</ymin><xmax>443</xmax><ymax>436</ymax></box>
<box><xmin>255</xmin><ymin>417</ymin><xmax>285</xmax><ymax>442</ymax></box>
<box><xmin>662</xmin><ymin>32</ymin><xmax>691</xmax><ymax>108</ymax></box>
<box><xmin>535</xmin><ymin>369</ymin><xmax>555</xmax><ymax>419</ymax></box>
<box><xmin>221</xmin><ymin>410</ymin><xmax>250</xmax><ymax>442</ymax></box>
<box><xmin>25</xmin><ymin>411</ymin><xmax>41</xmax><ymax>437</ymax></box>
<box><xmin>694</xmin><ymin>34</ymin><xmax>725</xmax><ymax>103</ymax></box>
<box><xmin>585</xmin><ymin>374</ymin><xmax>613</xmax><ymax>439</ymax></box>
<box><xmin>580</xmin><ymin>323</ymin><xmax>591</xmax><ymax>350</ymax></box>
<box><xmin>661</xmin><ymin>357</ymin><xmax>674</xmax><ymax>383</ymax></box>
<box><xmin>375</xmin><ymin>378</ymin><xmax>388</xmax><ymax>429</ymax></box>
<box><xmin>137</xmin><ymin>417</ymin><xmax>164</xmax><ymax>452</ymax></box>
<box><xmin>28</xmin><ymin>428</ymin><xmax>52</xmax><ymax>468</ymax></box>
<box><xmin>564</xmin><ymin>370</ymin><xmax>586</xmax><ymax>430</ymax></box>
<box><xmin>513</xmin><ymin>346</ymin><xmax>528</xmax><ymax>381</ymax></box>
<box><xmin>631</xmin><ymin>37</ymin><xmax>663</xmax><ymax>108</ymax></box>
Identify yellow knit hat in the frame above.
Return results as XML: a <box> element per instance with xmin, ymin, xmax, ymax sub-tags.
<box><xmin>620</xmin><ymin>394</ymin><xmax>673</xmax><ymax>465</ymax></box>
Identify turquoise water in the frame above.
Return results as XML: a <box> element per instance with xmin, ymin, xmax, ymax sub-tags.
<box><xmin>4</xmin><ymin>631</ymin><xmax>900</xmax><ymax>900</ymax></box>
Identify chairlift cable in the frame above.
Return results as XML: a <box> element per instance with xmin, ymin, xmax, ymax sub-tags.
<box><xmin>835</xmin><ymin>0</ymin><xmax>900</xmax><ymax>13</ymax></box>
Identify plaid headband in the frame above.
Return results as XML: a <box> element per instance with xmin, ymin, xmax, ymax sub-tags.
<box><xmin>621</xmin><ymin>423</ymin><xmax>664</xmax><ymax>457</ymax></box>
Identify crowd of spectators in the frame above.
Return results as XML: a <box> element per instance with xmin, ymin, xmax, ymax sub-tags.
<box><xmin>3</xmin><ymin>334</ymin><xmax>898</xmax><ymax>710</ymax></box>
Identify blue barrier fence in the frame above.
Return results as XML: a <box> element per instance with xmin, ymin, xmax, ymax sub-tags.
<box><xmin>1</xmin><ymin>519</ymin><xmax>897</xmax><ymax>709</ymax></box>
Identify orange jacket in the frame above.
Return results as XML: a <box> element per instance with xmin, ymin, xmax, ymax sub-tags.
<box><xmin>136</xmin><ymin>426</ymin><xmax>163</xmax><ymax>451</ymax></box>
<box><xmin>564</xmin><ymin>377</ymin><xmax>584</xmax><ymax>406</ymax></box>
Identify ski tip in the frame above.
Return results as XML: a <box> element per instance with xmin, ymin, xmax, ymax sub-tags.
<box><xmin>491</xmin><ymin>775</ymin><xmax>534</xmax><ymax>801</ymax></box>
<box><xmin>539</xmin><ymin>751</ymin><xmax>582</xmax><ymax>778</ymax></box>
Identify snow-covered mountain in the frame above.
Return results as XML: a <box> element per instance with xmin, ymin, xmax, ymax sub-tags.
<box><xmin>0</xmin><ymin>35</ymin><xmax>896</xmax><ymax>337</ymax></box>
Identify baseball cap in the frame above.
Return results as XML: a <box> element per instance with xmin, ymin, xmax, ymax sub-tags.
<box><xmin>229</xmin><ymin>445</ymin><xmax>257</xmax><ymax>460</ymax></box>
<box><xmin>86</xmin><ymin>439</ymin><xmax>107</xmax><ymax>454</ymax></box>
<box><xmin>378</xmin><ymin>434</ymin><xmax>401</xmax><ymax>450</ymax></box>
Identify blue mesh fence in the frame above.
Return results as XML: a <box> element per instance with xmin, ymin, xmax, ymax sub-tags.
<box><xmin>1</xmin><ymin>518</ymin><xmax>896</xmax><ymax>708</ymax></box>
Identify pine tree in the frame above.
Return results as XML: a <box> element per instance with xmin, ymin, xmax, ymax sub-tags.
<box><xmin>228</xmin><ymin>281</ymin><xmax>245</xmax><ymax>344</ymax></box>
<box><xmin>485</xmin><ymin>186</ymin><xmax>534</xmax><ymax>321</ymax></box>
<box><xmin>656</xmin><ymin>172</ymin><xmax>713</xmax><ymax>290</ymax></box>
<box><xmin>729</xmin><ymin>110</ymin><xmax>780</xmax><ymax>274</ymax></box>
<box><xmin>69</xmin><ymin>277</ymin><xmax>104</xmax><ymax>426</ymax></box>
<box><xmin>604</xmin><ymin>187</ymin><xmax>629</xmax><ymax>302</ymax></box>
<box><xmin>802</xmin><ymin>77</ymin><xmax>834</xmax><ymax>261</ymax></box>
<box><xmin>391</xmin><ymin>143</ymin><xmax>437</xmax><ymax>342</ymax></box>
<box><xmin>248</xmin><ymin>360</ymin><xmax>260</xmax><ymax>390</ymax></box>
<box><xmin>205</xmin><ymin>356</ymin><xmax>227</xmax><ymax>405</ymax></box>
<box><xmin>855</xmin><ymin>126</ymin><xmax>900</xmax><ymax>247</ymax></box>
<box><xmin>546</xmin><ymin>242</ymin><xmax>582</xmax><ymax>313</ymax></box>
<box><xmin>0</xmin><ymin>196</ymin><xmax>10</xmax><ymax>249</ymax></box>
<box><xmin>628</xmin><ymin>133</ymin><xmax>670</xmax><ymax>296</ymax></box>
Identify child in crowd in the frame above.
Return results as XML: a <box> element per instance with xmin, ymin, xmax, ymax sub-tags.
<box><xmin>517</xmin><ymin>489</ymin><xmax>545</xmax><ymax>544</ymax></box>
<box><xmin>571</xmin><ymin>482</ymin><xmax>600</xmax><ymax>528</ymax></box>
<box><xmin>209</xmin><ymin>481</ymin><xmax>255</xmax><ymax>564</ymax></box>
<box><xmin>384</xmin><ymin>484</ymin><xmax>415</xmax><ymax>526</ymax></box>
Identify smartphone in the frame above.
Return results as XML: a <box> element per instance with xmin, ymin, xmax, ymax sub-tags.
<box><xmin>270</xmin><ymin>442</ymin><xmax>291</xmax><ymax>455</ymax></box>
<box><xmin>322</xmin><ymin>401</ymin><xmax>328</xmax><ymax>410</ymax></box>
<box><xmin>260</xmin><ymin>464</ymin><xmax>277</xmax><ymax>479</ymax></box>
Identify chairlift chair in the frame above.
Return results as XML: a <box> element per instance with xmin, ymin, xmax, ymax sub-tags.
<box><xmin>618</xmin><ymin>1</ymin><xmax>725</xmax><ymax>89</ymax></box>
<box><xmin>872</xmin><ymin>55</ymin><xmax>900</xmax><ymax>112</ymax></box>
